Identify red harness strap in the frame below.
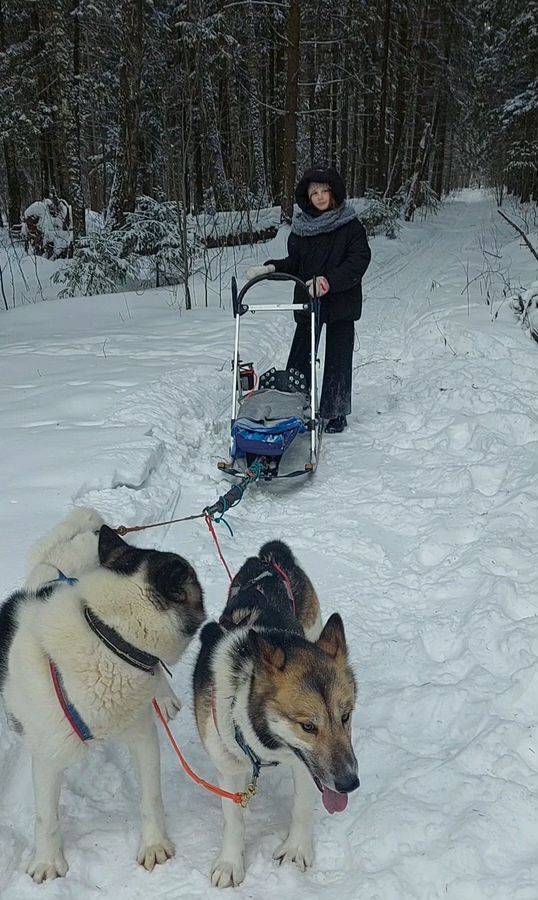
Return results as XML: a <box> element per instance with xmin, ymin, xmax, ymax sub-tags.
<box><xmin>272</xmin><ymin>562</ymin><xmax>296</xmax><ymax>616</ymax></box>
<box><xmin>49</xmin><ymin>660</ymin><xmax>92</xmax><ymax>742</ymax></box>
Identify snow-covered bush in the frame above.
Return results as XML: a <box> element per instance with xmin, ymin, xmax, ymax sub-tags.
<box><xmin>508</xmin><ymin>280</ymin><xmax>538</xmax><ymax>342</ymax></box>
<box><xmin>51</xmin><ymin>230</ymin><xmax>130</xmax><ymax>297</ymax></box>
<box><xmin>52</xmin><ymin>197</ymin><xmax>204</xmax><ymax>297</ymax></box>
<box><xmin>22</xmin><ymin>196</ymin><xmax>73</xmax><ymax>259</ymax></box>
<box><xmin>358</xmin><ymin>191</ymin><xmax>400</xmax><ymax>238</ymax></box>
<box><xmin>121</xmin><ymin>196</ymin><xmax>203</xmax><ymax>287</ymax></box>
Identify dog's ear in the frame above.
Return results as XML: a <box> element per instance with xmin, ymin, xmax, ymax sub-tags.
<box><xmin>98</xmin><ymin>524</ymin><xmax>127</xmax><ymax>566</ymax></box>
<box><xmin>153</xmin><ymin>558</ymin><xmax>203</xmax><ymax>608</ymax></box>
<box><xmin>316</xmin><ymin>613</ymin><xmax>348</xmax><ymax>660</ymax></box>
<box><xmin>248</xmin><ymin>629</ymin><xmax>286</xmax><ymax>672</ymax></box>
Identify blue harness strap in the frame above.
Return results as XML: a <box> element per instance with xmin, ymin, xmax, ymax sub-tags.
<box><xmin>47</xmin><ymin>571</ymin><xmax>92</xmax><ymax>740</ymax></box>
<box><xmin>55</xmin><ymin>569</ymin><xmax>79</xmax><ymax>586</ymax></box>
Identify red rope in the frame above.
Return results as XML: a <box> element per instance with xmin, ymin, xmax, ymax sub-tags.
<box><xmin>204</xmin><ymin>514</ymin><xmax>233</xmax><ymax>582</ymax></box>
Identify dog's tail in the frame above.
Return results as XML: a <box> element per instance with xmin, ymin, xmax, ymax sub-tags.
<box><xmin>25</xmin><ymin>507</ymin><xmax>104</xmax><ymax>592</ymax></box>
<box><xmin>28</xmin><ymin>507</ymin><xmax>104</xmax><ymax>568</ymax></box>
<box><xmin>259</xmin><ymin>540</ymin><xmax>296</xmax><ymax>570</ymax></box>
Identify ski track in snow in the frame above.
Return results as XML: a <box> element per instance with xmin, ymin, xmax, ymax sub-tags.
<box><xmin>1</xmin><ymin>193</ymin><xmax>538</xmax><ymax>900</ymax></box>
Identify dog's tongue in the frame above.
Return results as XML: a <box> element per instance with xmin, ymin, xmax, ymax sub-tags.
<box><xmin>322</xmin><ymin>787</ymin><xmax>348</xmax><ymax>814</ymax></box>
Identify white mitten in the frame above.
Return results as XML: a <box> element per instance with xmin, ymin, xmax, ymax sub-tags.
<box><xmin>306</xmin><ymin>276</ymin><xmax>330</xmax><ymax>297</ymax></box>
<box><xmin>245</xmin><ymin>263</ymin><xmax>276</xmax><ymax>281</ymax></box>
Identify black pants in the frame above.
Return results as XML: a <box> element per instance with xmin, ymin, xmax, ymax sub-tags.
<box><xmin>286</xmin><ymin>312</ymin><xmax>354</xmax><ymax>419</ymax></box>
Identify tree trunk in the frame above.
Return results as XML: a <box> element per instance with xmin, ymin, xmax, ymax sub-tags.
<box><xmin>34</xmin><ymin>0</ymin><xmax>85</xmax><ymax>240</ymax></box>
<box><xmin>432</xmin><ymin>9</ymin><xmax>454</xmax><ymax>198</ymax></box>
<box><xmin>384</xmin><ymin>13</ymin><xmax>408</xmax><ymax>197</ymax></box>
<box><xmin>3</xmin><ymin>141</ymin><xmax>21</xmax><ymax>226</ymax></box>
<box><xmin>280</xmin><ymin>0</ymin><xmax>300</xmax><ymax>221</ymax></box>
<box><xmin>376</xmin><ymin>0</ymin><xmax>392</xmax><ymax>192</ymax></box>
<box><xmin>0</xmin><ymin>3</ymin><xmax>22</xmax><ymax>225</ymax></box>
<box><xmin>226</xmin><ymin>60</ymin><xmax>243</xmax><ymax>195</ymax></box>
<box><xmin>201</xmin><ymin>72</ymin><xmax>231</xmax><ymax>209</ymax></box>
<box><xmin>107</xmin><ymin>0</ymin><xmax>144</xmax><ymax>229</ymax></box>
<box><xmin>246</xmin><ymin>3</ymin><xmax>269</xmax><ymax>201</ymax></box>
<box><xmin>63</xmin><ymin>0</ymin><xmax>85</xmax><ymax>238</ymax></box>
<box><xmin>313</xmin><ymin>62</ymin><xmax>330</xmax><ymax>163</ymax></box>
<box><xmin>403</xmin><ymin>121</ymin><xmax>431</xmax><ymax>220</ymax></box>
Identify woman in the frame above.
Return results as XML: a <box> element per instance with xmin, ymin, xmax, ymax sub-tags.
<box><xmin>246</xmin><ymin>167</ymin><xmax>371</xmax><ymax>433</ymax></box>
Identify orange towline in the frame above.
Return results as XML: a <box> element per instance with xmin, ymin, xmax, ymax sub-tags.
<box><xmin>152</xmin><ymin>699</ymin><xmax>255</xmax><ymax>807</ymax></box>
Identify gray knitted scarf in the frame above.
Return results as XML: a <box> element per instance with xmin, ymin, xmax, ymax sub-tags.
<box><xmin>291</xmin><ymin>200</ymin><xmax>358</xmax><ymax>237</ymax></box>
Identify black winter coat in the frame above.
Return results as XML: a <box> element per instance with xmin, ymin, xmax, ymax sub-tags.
<box><xmin>267</xmin><ymin>218</ymin><xmax>371</xmax><ymax>323</ymax></box>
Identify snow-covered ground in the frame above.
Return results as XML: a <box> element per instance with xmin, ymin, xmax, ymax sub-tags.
<box><xmin>1</xmin><ymin>190</ymin><xmax>537</xmax><ymax>900</ymax></box>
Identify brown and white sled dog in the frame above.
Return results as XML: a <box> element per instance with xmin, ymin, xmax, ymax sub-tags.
<box><xmin>193</xmin><ymin>540</ymin><xmax>359</xmax><ymax>888</ymax></box>
<box><xmin>0</xmin><ymin>507</ymin><xmax>204</xmax><ymax>883</ymax></box>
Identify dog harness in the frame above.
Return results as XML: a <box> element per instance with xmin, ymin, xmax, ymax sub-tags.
<box><xmin>47</xmin><ymin>572</ymin><xmax>93</xmax><ymax>742</ymax></box>
<box><xmin>55</xmin><ymin>569</ymin><xmax>79</xmax><ymax>586</ymax></box>
<box><xmin>233</xmin><ymin>723</ymin><xmax>279</xmax><ymax>783</ymax></box>
<box><xmin>49</xmin><ymin>660</ymin><xmax>93</xmax><ymax>742</ymax></box>
<box><xmin>210</xmin><ymin>688</ymin><xmax>279</xmax><ymax>794</ymax></box>
<box><xmin>228</xmin><ymin>563</ymin><xmax>296</xmax><ymax>616</ymax></box>
<box><xmin>48</xmin><ymin>570</ymin><xmax>165</xmax><ymax>743</ymax></box>
<box><xmin>217</xmin><ymin>562</ymin><xmax>295</xmax><ymax>779</ymax></box>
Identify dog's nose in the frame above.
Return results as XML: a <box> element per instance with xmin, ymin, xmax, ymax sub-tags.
<box><xmin>335</xmin><ymin>773</ymin><xmax>360</xmax><ymax>793</ymax></box>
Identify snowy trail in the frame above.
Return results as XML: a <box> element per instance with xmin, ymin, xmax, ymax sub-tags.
<box><xmin>1</xmin><ymin>193</ymin><xmax>538</xmax><ymax>900</ymax></box>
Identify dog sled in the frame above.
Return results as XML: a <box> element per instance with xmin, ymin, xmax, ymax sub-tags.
<box><xmin>217</xmin><ymin>273</ymin><xmax>322</xmax><ymax>482</ymax></box>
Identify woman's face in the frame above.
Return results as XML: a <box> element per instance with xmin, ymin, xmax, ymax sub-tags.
<box><xmin>309</xmin><ymin>184</ymin><xmax>333</xmax><ymax>212</ymax></box>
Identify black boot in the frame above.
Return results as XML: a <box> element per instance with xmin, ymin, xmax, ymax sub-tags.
<box><xmin>325</xmin><ymin>415</ymin><xmax>347</xmax><ymax>434</ymax></box>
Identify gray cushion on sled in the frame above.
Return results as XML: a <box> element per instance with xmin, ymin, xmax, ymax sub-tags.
<box><xmin>237</xmin><ymin>389</ymin><xmax>310</xmax><ymax>425</ymax></box>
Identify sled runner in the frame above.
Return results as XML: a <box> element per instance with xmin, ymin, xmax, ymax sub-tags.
<box><xmin>217</xmin><ymin>273</ymin><xmax>322</xmax><ymax>481</ymax></box>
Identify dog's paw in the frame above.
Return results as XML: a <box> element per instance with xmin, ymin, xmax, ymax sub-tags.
<box><xmin>137</xmin><ymin>838</ymin><xmax>175</xmax><ymax>871</ymax></box>
<box><xmin>273</xmin><ymin>835</ymin><xmax>314</xmax><ymax>871</ymax></box>
<box><xmin>155</xmin><ymin>692</ymin><xmax>182</xmax><ymax>722</ymax></box>
<box><xmin>211</xmin><ymin>854</ymin><xmax>245</xmax><ymax>888</ymax></box>
<box><xmin>26</xmin><ymin>852</ymin><xmax>68</xmax><ymax>883</ymax></box>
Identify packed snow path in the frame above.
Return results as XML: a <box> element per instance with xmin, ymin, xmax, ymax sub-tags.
<box><xmin>1</xmin><ymin>192</ymin><xmax>537</xmax><ymax>899</ymax></box>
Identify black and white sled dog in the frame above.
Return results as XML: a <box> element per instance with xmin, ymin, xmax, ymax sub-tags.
<box><xmin>193</xmin><ymin>540</ymin><xmax>359</xmax><ymax>888</ymax></box>
<box><xmin>0</xmin><ymin>507</ymin><xmax>205</xmax><ymax>883</ymax></box>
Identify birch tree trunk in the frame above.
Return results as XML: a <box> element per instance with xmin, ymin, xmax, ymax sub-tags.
<box><xmin>403</xmin><ymin>121</ymin><xmax>431</xmax><ymax>220</ymax></box>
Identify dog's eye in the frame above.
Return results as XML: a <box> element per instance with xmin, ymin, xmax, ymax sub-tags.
<box><xmin>341</xmin><ymin>712</ymin><xmax>350</xmax><ymax>725</ymax></box>
<box><xmin>300</xmin><ymin>722</ymin><xmax>318</xmax><ymax>734</ymax></box>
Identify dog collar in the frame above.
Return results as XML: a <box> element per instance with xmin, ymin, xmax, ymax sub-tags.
<box><xmin>49</xmin><ymin>660</ymin><xmax>93</xmax><ymax>742</ymax></box>
<box><xmin>83</xmin><ymin>606</ymin><xmax>160</xmax><ymax>674</ymax></box>
<box><xmin>45</xmin><ymin>574</ymin><xmax>164</xmax><ymax>676</ymax></box>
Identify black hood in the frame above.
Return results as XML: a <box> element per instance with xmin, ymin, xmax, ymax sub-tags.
<box><xmin>295</xmin><ymin>167</ymin><xmax>347</xmax><ymax>214</ymax></box>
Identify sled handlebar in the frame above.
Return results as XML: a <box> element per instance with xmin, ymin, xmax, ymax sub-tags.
<box><xmin>232</xmin><ymin>273</ymin><xmax>313</xmax><ymax>318</ymax></box>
